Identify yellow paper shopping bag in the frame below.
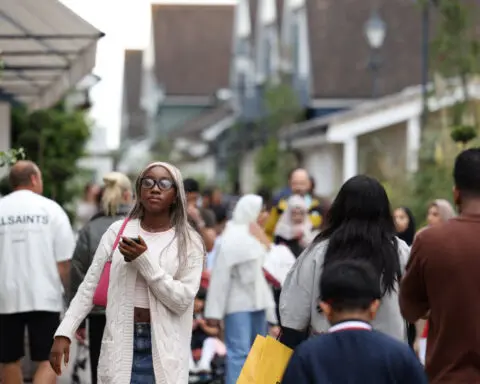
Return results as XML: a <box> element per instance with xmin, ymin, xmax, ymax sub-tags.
<box><xmin>237</xmin><ymin>335</ymin><xmax>266</xmax><ymax>384</ymax></box>
<box><xmin>256</xmin><ymin>336</ymin><xmax>293</xmax><ymax>383</ymax></box>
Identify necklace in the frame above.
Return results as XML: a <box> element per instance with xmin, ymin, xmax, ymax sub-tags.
<box><xmin>140</xmin><ymin>221</ymin><xmax>171</xmax><ymax>233</ymax></box>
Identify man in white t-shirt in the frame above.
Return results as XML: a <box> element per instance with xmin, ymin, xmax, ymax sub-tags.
<box><xmin>0</xmin><ymin>160</ymin><xmax>75</xmax><ymax>384</ymax></box>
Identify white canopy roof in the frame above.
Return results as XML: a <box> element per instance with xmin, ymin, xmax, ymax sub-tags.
<box><xmin>0</xmin><ymin>0</ymin><xmax>103</xmax><ymax>109</ymax></box>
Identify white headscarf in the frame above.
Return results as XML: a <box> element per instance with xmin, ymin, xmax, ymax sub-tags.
<box><xmin>207</xmin><ymin>194</ymin><xmax>276</xmax><ymax>322</ymax></box>
<box><xmin>274</xmin><ymin>194</ymin><xmax>313</xmax><ymax>243</ymax></box>
<box><xmin>221</xmin><ymin>194</ymin><xmax>265</xmax><ymax>267</ymax></box>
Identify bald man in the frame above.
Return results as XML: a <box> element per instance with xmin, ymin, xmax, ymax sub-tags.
<box><xmin>0</xmin><ymin>160</ymin><xmax>75</xmax><ymax>384</ymax></box>
<box><xmin>264</xmin><ymin>168</ymin><xmax>327</xmax><ymax>240</ymax></box>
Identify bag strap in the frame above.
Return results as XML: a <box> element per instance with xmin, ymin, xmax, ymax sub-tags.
<box><xmin>108</xmin><ymin>217</ymin><xmax>130</xmax><ymax>261</ymax></box>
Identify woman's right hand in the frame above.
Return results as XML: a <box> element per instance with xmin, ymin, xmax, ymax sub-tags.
<box><xmin>50</xmin><ymin>336</ymin><xmax>71</xmax><ymax>375</ymax></box>
<box><xmin>206</xmin><ymin>319</ymin><xmax>221</xmax><ymax>328</ymax></box>
<box><xmin>249</xmin><ymin>222</ymin><xmax>272</xmax><ymax>250</ymax></box>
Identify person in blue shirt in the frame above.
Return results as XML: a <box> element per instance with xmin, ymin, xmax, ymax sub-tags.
<box><xmin>281</xmin><ymin>259</ymin><xmax>427</xmax><ymax>384</ymax></box>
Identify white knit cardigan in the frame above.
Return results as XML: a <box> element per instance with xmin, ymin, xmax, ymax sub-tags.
<box><xmin>55</xmin><ymin>219</ymin><xmax>204</xmax><ymax>384</ymax></box>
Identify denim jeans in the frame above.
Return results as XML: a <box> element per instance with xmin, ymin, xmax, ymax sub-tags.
<box><xmin>224</xmin><ymin>310</ymin><xmax>267</xmax><ymax>384</ymax></box>
<box><xmin>130</xmin><ymin>323</ymin><xmax>155</xmax><ymax>384</ymax></box>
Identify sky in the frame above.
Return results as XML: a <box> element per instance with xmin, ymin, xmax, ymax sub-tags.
<box><xmin>60</xmin><ymin>0</ymin><xmax>237</xmax><ymax>149</ymax></box>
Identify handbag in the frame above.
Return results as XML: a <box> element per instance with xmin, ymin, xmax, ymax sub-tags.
<box><xmin>263</xmin><ymin>244</ymin><xmax>296</xmax><ymax>287</ymax></box>
<box><xmin>92</xmin><ymin>218</ymin><xmax>130</xmax><ymax>307</ymax></box>
<box><xmin>237</xmin><ymin>335</ymin><xmax>293</xmax><ymax>384</ymax></box>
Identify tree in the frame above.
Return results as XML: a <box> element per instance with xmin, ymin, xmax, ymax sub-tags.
<box><xmin>254</xmin><ymin>82</ymin><xmax>302</xmax><ymax>191</ymax></box>
<box><xmin>0</xmin><ymin>148</ymin><xmax>25</xmax><ymax>167</ymax></box>
<box><xmin>394</xmin><ymin>0</ymin><xmax>480</xmax><ymax>223</ymax></box>
<box><xmin>430</xmin><ymin>0</ymin><xmax>480</xmax><ymax>145</ymax></box>
<box><xmin>8</xmin><ymin>103</ymin><xmax>91</xmax><ymax>215</ymax></box>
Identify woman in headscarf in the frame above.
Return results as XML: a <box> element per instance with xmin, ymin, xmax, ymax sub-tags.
<box><xmin>272</xmin><ymin>195</ymin><xmax>315</xmax><ymax>327</ymax></box>
<box><xmin>274</xmin><ymin>194</ymin><xmax>315</xmax><ymax>257</ymax></box>
<box><xmin>427</xmin><ymin>199</ymin><xmax>456</xmax><ymax>227</ymax></box>
<box><xmin>393</xmin><ymin>207</ymin><xmax>416</xmax><ymax>246</ymax></box>
<box><xmin>50</xmin><ymin>162</ymin><xmax>205</xmax><ymax>384</ymax></box>
<box><xmin>204</xmin><ymin>194</ymin><xmax>277</xmax><ymax>384</ymax></box>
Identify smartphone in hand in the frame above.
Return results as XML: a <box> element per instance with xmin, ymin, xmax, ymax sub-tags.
<box><xmin>127</xmin><ymin>237</ymin><xmax>142</xmax><ymax>244</ymax></box>
<box><xmin>121</xmin><ymin>237</ymin><xmax>141</xmax><ymax>263</ymax></box>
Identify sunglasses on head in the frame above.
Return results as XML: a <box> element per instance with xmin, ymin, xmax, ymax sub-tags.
<box><xmin>140</xmin><ymin>177</ymin><xmax>176</xmax><ymax>191</ymax></box>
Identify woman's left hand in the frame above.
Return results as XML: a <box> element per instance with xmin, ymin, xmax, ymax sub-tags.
<box><xmin>119</xmin><ymin>236</ymin><xmax>148</xmax><ymax>262</ymax></box>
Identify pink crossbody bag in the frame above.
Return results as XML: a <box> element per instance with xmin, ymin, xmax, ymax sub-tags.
<box><xmin>92</xmin><ymin>218</ymin><xmax>130</xmax><ymax>307</ymax></box>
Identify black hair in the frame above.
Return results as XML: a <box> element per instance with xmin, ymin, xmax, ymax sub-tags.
<box><xmin>196</xmin><ymin>287</ymin><xmax>207</xmax><ymax>300</ymax></box>
<box><xmin>256</xmin><ymin>187</ymin><xmax>272</xmax><ymax>210</ymax></box>
<box><xmin>309</xmin><ymin>175</ymin><xmax>316</xmax><ymax>193</ymax></box>
<box><xmin>453</xmin><ymin>148</ymin><xmax>480</xmax><ymax>197</ymax></box>
<box><xmin>287</xmin><ymin>169</ymin><xmax>296</xmax><ymax>180</ymax></box>
<box><xmin>183</xmin><ymin>178</ymin><xmax>200</xmax><ymax>193</ymax></box>
<box><xmin>320</xmin><ymin>259</ymin><xmax>381</xmax><ymax>312</ymax></box>
<box><xmin>211</xmin><ymin>204</ymin><xmax>227</xmax><ymax>223</ymax></box>
<box><xmin>314</xmin><ymin>175</ymin><xmax>401</xmax><ymax>294</ymax></box>
<box><xmin>96</xmin><ymin>187</ymin><xmax>105</xmax><ymax>207</ymax></box>
<box><xmin>395</xmin><ymin>207</ymin><xmax>416</xmax><ymax>246</ymax></box>
<box><xmin>202</xmin><ymin>187</ymin><xmax>214</xmax><ymax>198</ymax></box>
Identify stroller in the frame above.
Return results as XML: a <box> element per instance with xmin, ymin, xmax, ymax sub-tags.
<box><xmin>189</xmin><ymin>272</ymin><xmax>226</xmax><ymax>384</ymax></box>
<box><xmin>188</xmin><ymin>345</ymin><xmax>226</xmax><ymax>384</ymax></box>
<box><xmin>71</xmin><ymin>340</ymin><xmax>90</xmax><ymax>384</ymax></box>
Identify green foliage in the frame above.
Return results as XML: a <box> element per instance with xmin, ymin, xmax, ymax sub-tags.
<box><xmin>0</xmin><ymin>148</ymin><xmax>25</xmax><ymax>167</ymax></box>
<box><xmin>150</xmin><ymin>135</ymin><xmax>173</xmax><ymax>161</ymax></box>
<box><xmin>430</xmin><ymin>0</ymin><xmax>480</xmax><ymax>145</ymax></box>
<box><xmin>431</xmin><ymin>1</ymin><xmax>480</xmax><ymax>78</ymax></box>
<box><xmin>450</xmin><ymin>124</ymin><xmax>477</xmax><ymax>145</ymax></box>
<box><xmin>254</xmin><ymin>82</ymin><xmax>302</xmax><ymax>191</ymax></box>
<box><xmin>385</xmin><ymin>129</ymin><xmax>460</xmax><ymax>225</ymax></box>
<box><xmin>386</xmin><ymin>0</ymin><xmax>479</xmax><ymax>224</ymax></box>
<box><xmin>263</xmin><ymin>82</ymin><xmax>302</xmax><ymax>133</ymax></box>
<box><xmin>255</xmin><ymin>139</ymin><xmax>281</xmax><ymax>191</ymax></box>
<box><xmin>409</xmin><ymin>161</ymin><xmax>454</xmax><ymax>225</ymax></box>
<box><xmin>9</xmin><ymin>103</ymin><xmax>91</xmax><ymax>215</ymax></box>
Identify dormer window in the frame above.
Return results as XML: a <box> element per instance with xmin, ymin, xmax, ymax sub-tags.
<box><xmin>291</xmin><ymin>14</ymin><xmax>300</xmax><ymax>76</ymax></box>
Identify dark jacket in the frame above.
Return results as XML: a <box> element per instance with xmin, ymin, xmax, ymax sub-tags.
<box><xmin>282</xmin><ymin>328</ymin><xmax>427</xmax><ymax>384</ymax></box>
<box><xmin>69</xmin><ymin>204</ymin><xmax>131</xmax><ymax>315</ymax></box>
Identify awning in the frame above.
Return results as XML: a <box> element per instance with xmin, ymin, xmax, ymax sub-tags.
<box><xmin>0</xmin><ymin>0</ymin><xmax>104</xmax><ymax>110</ymax></box>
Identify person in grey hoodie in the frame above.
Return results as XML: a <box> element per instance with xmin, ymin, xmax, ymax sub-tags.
<box><xmin>69</xmin><ymin>172</ymin><xmax>133</xmax><ymax>384</ymax></box>
<box><xmin>279</xmin><ymin>175</ymin><xmax>410</xmax><ymax>349</ymax></box>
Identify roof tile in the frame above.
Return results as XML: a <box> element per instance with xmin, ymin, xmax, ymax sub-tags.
<box><xmin>152</xmin><ymin>4</ymin><xmax>235</xmax><ymax>97</ymax></box>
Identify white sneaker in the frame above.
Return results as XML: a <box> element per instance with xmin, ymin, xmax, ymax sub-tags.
<box><xmin>189</xmin><ymin>360</ymin><xmax>198</xmax><ymax>373</ymax></box>
<box><xmin>196</xmin><ymin>361</ymin><xmax>212</xmax><ymax>373</ymax></box>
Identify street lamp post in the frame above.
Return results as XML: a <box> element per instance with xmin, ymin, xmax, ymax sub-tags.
<box><xmin>364</xmin><ymin>10</ymin><xmax>386</xmax><ymax>98</ymax></box>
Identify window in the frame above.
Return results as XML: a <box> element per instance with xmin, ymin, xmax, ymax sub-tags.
<box><xmin>264</xmin><ymin>34</ymin><xmax>272</xmax><ymax>77</ymax></box>
<box><xmin>237</xmin><ymin>37</ymin><xmax>249</xmax><ymax>57</ymax></box>
<box><xmin>291</xmin><ymin>13</ymin><xmax>301</xmax><ymax>76</ymax></box>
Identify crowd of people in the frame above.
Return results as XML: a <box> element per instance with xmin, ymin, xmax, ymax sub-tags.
<box><xmin>1</xmin><ymin>148</ymin><xmax>480</xmax><ymax>383</ymax></box>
